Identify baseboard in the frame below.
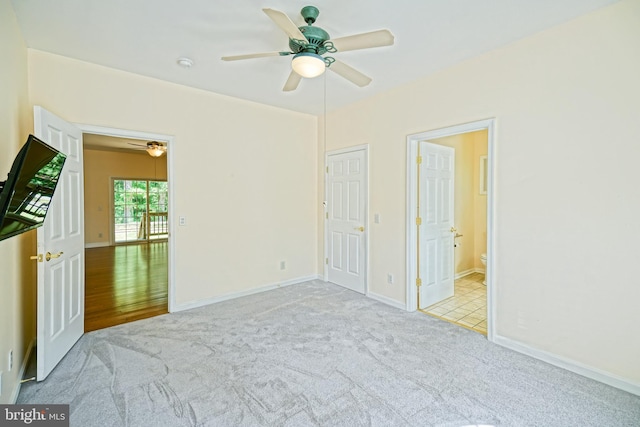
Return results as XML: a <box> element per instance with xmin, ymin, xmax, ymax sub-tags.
<box><xmin>455</xmin><ymin>269</ymin><xmax>475</xmax><ymax>279</ymax></box>
<box><xmin>367</xmin><ymin>291</ymin><xmax>406</xmax><ymax>310</ymax></box>
<box><xmin>10</xmin><ymin>338</ymin><xmax>35</xmax><ymax>403</ymax></box>
<box><xmin>172</xmin><ymin>275</ymin><xmax>321</xmax><ymax>313</ymax></box>
<box><xmin>455</xmin><ymin>268</ymin><xmax>485</xmax><ymax>280</ymax></box>
<box><xmin>493</xmin><ymin>334</ymin><xmax>640</xmax><ymax>397</ymax></box>
<box><xmin>85</xmin><ymin>242</ymin><xmax>110</xmax><ymax>249</ymax></box>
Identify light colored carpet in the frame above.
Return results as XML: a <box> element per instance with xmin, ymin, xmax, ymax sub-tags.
<box><xmin>18</xmin><ymin>280</ymin><xmax>640</xmax><ymax>426</ymax></box>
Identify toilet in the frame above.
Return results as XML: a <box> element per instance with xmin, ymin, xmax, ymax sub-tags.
<box><xmin>480</xmin><ymin>253</ymin><xmax>487</xmax><ymax>285</ymax></box>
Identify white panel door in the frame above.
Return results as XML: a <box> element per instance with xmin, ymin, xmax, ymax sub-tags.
<box><xmin>327</xmin><ymin>148</ymin><xmax>367</xmax><ymax>294</ymax></box>
<box><xmin>34</xmin><ymin>106</ymin><xmax>85</xmax><ymax>381</ymax></box>
<box><xmin>419</xmin><ymin>142</ymin><xmax>455</xmax><ymax>309</ymax></box>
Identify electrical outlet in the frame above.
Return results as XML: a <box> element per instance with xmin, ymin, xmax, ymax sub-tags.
<box><xmin>280</xmin><ymin>261</ymin><xmax>286</xmax><ymax>270</ymax></box>
<box><xmin>8</xmin><ymin>350</ymin><xmax>12</xmax><ymax>371</ymax></box>
<box><xmin>387</xmin><ymin>274</ymin><xmax>394</xmax><ymax>284</ymax></box>
<box><xmin>179</xmin><ymin>216</ymin><xmax>186</xmax><ymax>226</ymax></box>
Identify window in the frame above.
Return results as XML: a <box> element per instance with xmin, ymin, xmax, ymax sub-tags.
<box><xmin>113</xmin><ymin>179</ymin><xmax>168</xmax><ymax>243</ymax></box>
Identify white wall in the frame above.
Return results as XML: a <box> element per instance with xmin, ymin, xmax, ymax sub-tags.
<box><xmin>28</xmin><ymin>51</ymin><xmax>319</xmax><ymax>308</ymax></box>
<box><xmin>0</xmin><ymin>0</ymin><xmax>33</xmax><ymax>403</ymax></box>
<box><xmin>321</xmin><ymin>0</ymin><xmax>640</xmax><ymax>386</ymax></box>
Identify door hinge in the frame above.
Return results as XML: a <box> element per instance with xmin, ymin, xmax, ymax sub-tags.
<box><xmin>416</xmin><ymin>278</ymin><xmax>422</xmax><ymax>287</ymax></box>
<box><xmin>326</xmin><ymin>166</ymin><xmax>329</xmax><ymax>173</ymax></box>
<box><xmin>325</xmin><ymin>258</ymin><xmax>329</xmax><ymax>265</ymax></box>
<box><xmin>416</xmin><ymin>217</ymin><xmax>422</xmax><ymax>226</ymax></box>
<box><xmin>416</xmin><ymin>156</ymin><xmax>422</xmax><ymax>164</ymax></box>
<box><xmin>326</xmin><ymin>212</ymin><xmax>328</xmax><ymax>219</ymax></box>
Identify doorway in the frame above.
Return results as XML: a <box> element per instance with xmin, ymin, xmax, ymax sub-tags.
<box><xmin>79</xmin><ymin>125</ymin><xmax>174</xmax><ymax>331</ymax></box>
<box><xmin>407</xmin><ymin>119</ymin><xmax>495</xmax><ymax>339</ymax></box>
<box><xmin>420</xmin><ymin>131</ymin><xmax>488</xmax><ymax>335</ymax></box>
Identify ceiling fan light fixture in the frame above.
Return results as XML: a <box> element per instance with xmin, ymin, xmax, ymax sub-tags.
<box><xmin>291</xmin><ymin>52</ymin><xmax>325</xmax><ymax>78</ymax></box>
<box><xmin>146</xmin><ymin>143</ymin><xmax>166</xmax><ymax>157</ymax></box>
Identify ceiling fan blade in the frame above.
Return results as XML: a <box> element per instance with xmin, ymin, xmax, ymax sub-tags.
<box><xmin>263</xmin><ymin>8</ymin><xmax>308</xmax><ymax>42</ymax></box>
<box><xmin>330</xmin><ymin>29</ymin><xmax>395</xmax><ymax>52</ymax></box>
<box><xmin>328</xmin><ymin>59</ymin><xmax>372</xmax><ymax>87</ymax></box>
<box><xmin>283</xmin><ymin>71</ymin><xmax>302</xmax><ymax>92</ymax></box>
<box><xmin>221</xmin><ymin>51</ymin><xmax>291</xmax><ymax>61</ymax></box>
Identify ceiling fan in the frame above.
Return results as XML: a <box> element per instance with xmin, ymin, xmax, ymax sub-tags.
<box><xmin>221</xmin><ymin>6</ymin><xmax>394</xmax><ymax>91</ymax></box>
<box><xmin>127</xmin><ymin>141</ymin><xmax>167</xmax><ymax>158</ymax></box>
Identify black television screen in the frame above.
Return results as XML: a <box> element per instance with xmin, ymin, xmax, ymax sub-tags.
<box><xmin>0</xmin><ymin>135</ymin><xmax>66</xmax><ymax>242</ymax></box>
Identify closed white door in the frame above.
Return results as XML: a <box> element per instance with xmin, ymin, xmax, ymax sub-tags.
<box><xmin>326</xmin><ymin>148</ymin><xmax>367</xmax><ymax>294</ymax></box>
<box><xmin>34</xmin><ymin>106</ymin><xmax>85</xmax><ymax>381</ymax></box>
<box><xmin>419</xmin><ymin>142</ymin><xmax>455</xmax><ymax>309</ymax></box>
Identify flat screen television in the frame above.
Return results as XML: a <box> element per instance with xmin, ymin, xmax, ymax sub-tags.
<box><xmin>0</xmin><ymin>134</ymin><xmax>66</xmax><ymax>242</ymax></box>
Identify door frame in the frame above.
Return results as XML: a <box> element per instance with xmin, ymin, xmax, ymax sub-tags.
<box><xmin>76</xmin><ymin>124</ymin><xmax>176</xmax><ymax>312</ymax></box>
<box><xmin>324</xmin><ymin>144</ymin><xmax>370</xmax><ymax>294</ymax></box>
<box><xmin>406</xmin><ymin>119</ymin><xmax>496</xmax><ymax>340</ymax></box>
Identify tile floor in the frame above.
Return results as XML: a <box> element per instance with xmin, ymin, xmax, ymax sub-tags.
<box><xmin>420</xmin><ymin>272</ymin><xmax>487</xmax><ymax>335</ymax></box>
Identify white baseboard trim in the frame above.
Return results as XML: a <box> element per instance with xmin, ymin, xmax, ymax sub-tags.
<box><xmin>85</xmin><ymin>242</ymin><xmax>110</xmax><ymax>249</ymax></box>
<box><xmin>10</xmin><ymin>338</ymin><xmax>35</xmax><ymax>403</ymax></box>
<box><xmin>367</xmin><ymin>291</ymin><xmax>406</xmax><ymax>310</ymax></box>
<box><xmin>493</xmin><ymin>334</ymin><xmax>640</xmax><ymax>397</ymax></box>
<box><xmin>172</xmin><ymin>275</ymin><xmax>321</xmax><ymax>313</ymax></box>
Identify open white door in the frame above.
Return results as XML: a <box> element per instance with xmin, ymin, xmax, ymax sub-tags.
<box><xmin>418</xmin><ymin>142</ymin><xmax>455</xmax><ymax>309</ymax></box>
<box><xmin>326</xmin><ymin>147</ymin><xmax>368</xmax><ymax>294</ymax></box>
<box><xmin>34</xmin><ymin>106</ymin><xmax>85</xmax><ymax>381</ymax></box>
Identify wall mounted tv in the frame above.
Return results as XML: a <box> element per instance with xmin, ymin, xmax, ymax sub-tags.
<box><xmin>0</xmin><ymin>134</ymin><xmax>66</xmax><ymax>242</ymax></box>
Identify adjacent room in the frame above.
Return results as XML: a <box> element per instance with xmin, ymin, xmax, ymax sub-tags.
<box><xmin>82</xmin><ymin>134</ymin><xmax>170</xmax><ymax>331</ymax></box>
<box><xmin>1</xmin><ymin>0</ymin><xmax>639</xmax><ymax>425</ymax></box>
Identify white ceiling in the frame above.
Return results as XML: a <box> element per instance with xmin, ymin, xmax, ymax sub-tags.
<box><xmin>11</xmin><ymin>0</ymin><xmax>619</xmax><ymax>115</ymax></box>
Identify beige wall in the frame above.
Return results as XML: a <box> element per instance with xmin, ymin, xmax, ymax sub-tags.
<box><xmin>84</xmin><ymin>149</ymin><xmax>168</xmax><ymax>246</ymax></box>
<box><xmin>321</xmin><ymin>0</ymin><xmax>640</xmax><ymax>384</ymax></box>
<box><xmin>28</xmin><ymin>50</ymin><xmax>319</xmax><ymax>308</ymax></box>
<box><xmin>431</xmin><ymin>130</ymin><xmax>488</xmax><ymax>276</ymax></box>
<box><xmin>0</xmin><ymin>0</ymin><xmax>33</xmax><ymax>403</ymax></box>
<box><xmin>472</xmin><ymin>132</ymin><xmax>488</xmax><ymax>270</ymax></box>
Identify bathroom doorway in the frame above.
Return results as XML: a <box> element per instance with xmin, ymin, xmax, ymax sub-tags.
<box><xmin>406</xmin><ymin>119</ymin><xmax>495</xmax><ymax>339</ymax></box>
<box><xmin>420</xmin><ymin>130</ymin><xmax>488</xmax><ymax>335</ymax></box>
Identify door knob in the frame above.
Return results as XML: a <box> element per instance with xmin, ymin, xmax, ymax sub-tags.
<box><xmin>45</xmin><ymin>251</ymin><xmax>64</xmax><ymax>262</ymax></box>
<box><xmin>450</xmin><ymin>227</ymin><xmax>457</xmax><ymax>233</ymax></box>
<box><xmin>354</xmin><ymin>226</ymin><xmax>365</xmax><ymax>232</ymax></box>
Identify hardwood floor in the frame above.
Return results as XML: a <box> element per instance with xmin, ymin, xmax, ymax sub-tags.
<box><xmin>85</xmin><ymin>242</ymin><xmax>168</xmax><ymax>332</ymax></box>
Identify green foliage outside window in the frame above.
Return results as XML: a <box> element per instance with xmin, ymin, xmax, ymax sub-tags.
<box><xmin>113</xmin><ymin>179</ymin><xmax>168</xmax><ymax>242</ymax></box>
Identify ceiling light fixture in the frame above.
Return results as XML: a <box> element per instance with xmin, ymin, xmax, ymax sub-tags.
<box><xmin>291</xmin><ymin>52</ymin><xmax>326</xmax><ymax>78</ymax></box>
<box><xmin>176</xmin><ymin>57</ymin><xmax>194</xmax><ymax>68</ymax></box>
<box><xmin>146</xmin><ymin>142</ymin><xmax>166</xmax><ymax>157</ymax></box>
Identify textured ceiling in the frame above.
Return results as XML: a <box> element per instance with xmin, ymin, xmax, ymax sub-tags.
<box><xmin>11</xmin><ymin>0</ymin><xmax>619</xmax><ymax>115</ymax></box>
